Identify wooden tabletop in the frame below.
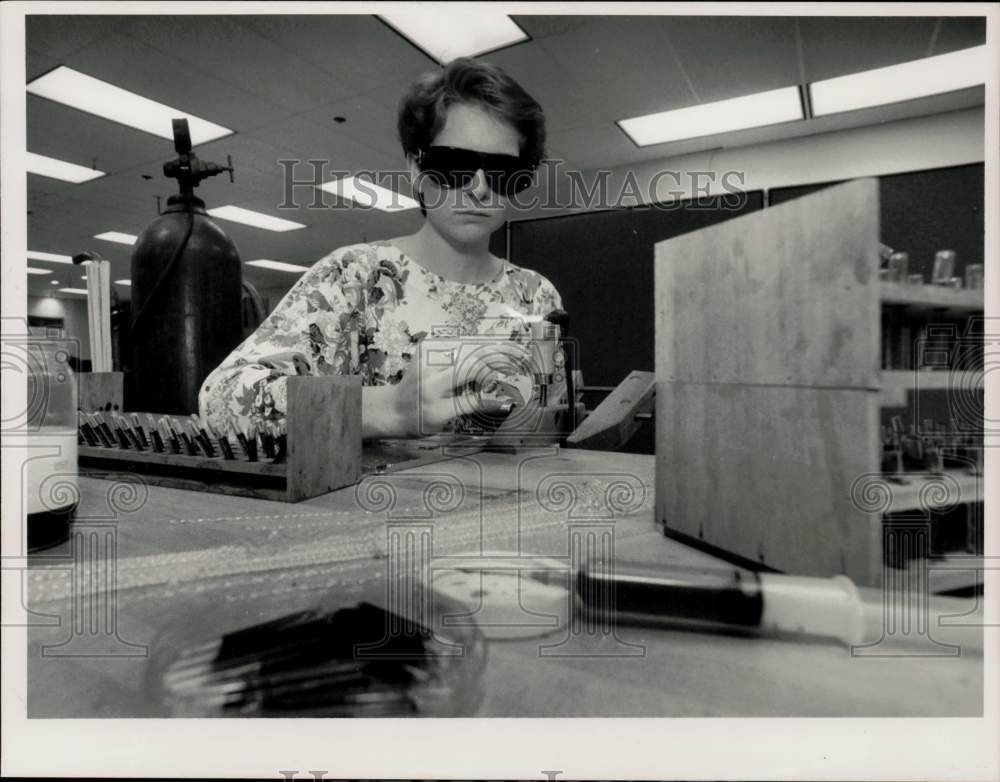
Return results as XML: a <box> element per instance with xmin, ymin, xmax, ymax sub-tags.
<box><xmin>25</xmin><ymin>447</ymin><xmax>983</xmax><ymax>717</ymax></box>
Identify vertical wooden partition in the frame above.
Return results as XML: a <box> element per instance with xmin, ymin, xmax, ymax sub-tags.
<box><xmin>654</xmin><ymin>179</ymin><xmax>884</xmax><ymax>585</ymax></box>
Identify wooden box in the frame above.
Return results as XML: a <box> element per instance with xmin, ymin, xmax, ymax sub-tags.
<box><xmin>654</xmin><ymin>179</ymin><xmax>983</xmax><ymax>587</ymax></box>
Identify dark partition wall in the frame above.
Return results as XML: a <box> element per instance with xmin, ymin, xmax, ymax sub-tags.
<box><xmin>489</xmin><ymin>226</ymin><xmax>507</xmax><ymax>259</ymax></box>
<box><xmin>769</xmin><ymin>163</ymin><xmax>984</xmax><ymax>280</ymax></box>
<box><xmin>507</xmin><ymin>193</ymin><xmax>764</xmax><ymax>387</ymax></box>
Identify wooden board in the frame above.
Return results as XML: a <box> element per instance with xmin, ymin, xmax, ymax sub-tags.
<box><xmin>286</xmin><ymin>375</ymin><xmax>362</xmax><ymax>501</ymax></box>
<box><xmin>77</xmin><ymin>371</ymin><xmax>124</xmax><ymax>411</ymax></box>
<box><xmin>656</xmin><ymin>382</ymin><xmax>882</xmax><ymax>585</ymax></box>
<box><xmin>655</xmin><ymin>178</ymin><xmax>880</xmax><ymax>389</ymax></box>
<box><xmin>78</xmin><ymin>444</ymin><xmax>286</xmax><ymax>476</ymax></box>
<box><xmin>566</xmin><ymin>370</ymin><xmax>655</xmax><ymax>450</ymax></box>
<box><xmin>879</xmin><ymin>281</ymin><xmax>984</xmax><ymax>312</ymax></box>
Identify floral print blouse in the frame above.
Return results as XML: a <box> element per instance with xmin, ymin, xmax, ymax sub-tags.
<box><xmin>198</xmin><ymin>241</ymin><xmax>563</xmax><ymax>437</ymax></box>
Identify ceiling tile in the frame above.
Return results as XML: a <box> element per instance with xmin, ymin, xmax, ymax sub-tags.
<box><xmin>663</xmin><ymin>17</ymin><xmax>801</xmax><ymax>101</ymax></box>
<box><xmin>509</xmin><ymin>15</ymin><xmax>594</xmax><ymax>40</ymax></box>
<box><xmin>26</xmin><ymin>47</ymin><xmax>63</xmax><ymax>81</ymax></box>
<box><xmin>56</xmin><ymin>31</ymin><xmax>278</xmax><ymax>136</ymax></box>
<box><xmin>932</xmin><ymin>16</ymin><xmax>987</xmax><ymax>55</ymax></box>
<box><xmin>27</xmin><ymin>94</ymin><xmax>169</xmax><ymax>175</ymax></box>
<box><xmin>299</xmin><ymin>80</ymin><xmax>409</xmax><ymax>162</ymax></box>
<box><xmin>537</xmin><ymin>16</ymin><xmax>694</xmax><ymax>122</ymax></box>
<box><xmin>114</xmin><ymin>16</ymin><xmax>357</xmax><ymax>114</ymax></box>
<box><xmin>245</xmin><ymin>115</ymin><xmax>398</xmax><ymax>177</ymax></box>
<box><xmin>546</xmin><ymin>122</ymin><xmax>640</xmax><ymax>171</ymax></box>
<box><xmin>798</xmin><ymin>16</ymin><xmax>939</xmax><ymax>82</ymax></box>
<box><xmin>239</xmin><ymin>15</ymin><xmax>435</xmax><ymax>93</ymax></box>
<box><xmin>25</xmin><ymin>15</ymin><xmax>121</xmax><ymax>61</ymax></box>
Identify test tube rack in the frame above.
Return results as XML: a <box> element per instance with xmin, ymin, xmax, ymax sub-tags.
<box><xmin>77</xmin><ymin>376</ymin><xmax>362</xmax><ymax>502</ymax></box>
<box><xmin>653</xmin><ymin>178</ymin><xmax>984</xmax><ymax>589</ymax></box>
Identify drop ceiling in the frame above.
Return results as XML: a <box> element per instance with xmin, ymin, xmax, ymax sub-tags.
<box><xmin>23</xmin><ymin>13</ymin><xmax>986</xmax><ymax>300</ymax></box>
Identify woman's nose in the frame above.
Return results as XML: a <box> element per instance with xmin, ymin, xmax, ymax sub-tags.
<box><xmin>465</xmin><ymin>168</ymin><xmax>493</xmax><ymax>200</ymax></box>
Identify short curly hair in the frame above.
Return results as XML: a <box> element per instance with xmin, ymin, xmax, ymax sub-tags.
<box><xmin>397</xmin><ymin>57</ymin><xmax>546</xmax><ymax>166</ymax></box>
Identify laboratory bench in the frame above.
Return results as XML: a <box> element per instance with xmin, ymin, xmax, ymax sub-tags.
<box><xmin>24</xmin><ymin>447</ymin><xmax>983</xmax><ymax>718</ymax></box>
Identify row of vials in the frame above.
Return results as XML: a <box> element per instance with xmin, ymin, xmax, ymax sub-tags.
<box><xmin>77</xmin><ymin>410</ymin><xmax>285</xmax><ymax>463</ymax></box>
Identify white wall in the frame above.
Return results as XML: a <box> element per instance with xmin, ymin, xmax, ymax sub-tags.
<box><xmin>27</xmin><ymin>295</ymin><xmax>90</xmax><ymax>361</ymax></box>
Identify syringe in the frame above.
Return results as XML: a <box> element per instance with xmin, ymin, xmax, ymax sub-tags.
<box><xmin>576</xmin><ymin>560</ymin><xmax>866</xmax><ymax>646</ymax></box>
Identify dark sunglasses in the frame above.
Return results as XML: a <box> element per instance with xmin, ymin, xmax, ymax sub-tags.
<box><xmin>416</xmin><ymin>146</ymin><xmax>537</xmax><ymax>197</ymax></box>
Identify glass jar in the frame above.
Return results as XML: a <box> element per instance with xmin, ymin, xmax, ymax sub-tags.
<box><xmin>25</xmin><ymin>341</ymin><xmax>78</xmax><ymax>552</ymax></box>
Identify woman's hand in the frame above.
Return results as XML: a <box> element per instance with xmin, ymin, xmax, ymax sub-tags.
<box><xmin>362</xmin><ymin>340</ymin><xmax>532</xmax><ymax>439</ymax></box>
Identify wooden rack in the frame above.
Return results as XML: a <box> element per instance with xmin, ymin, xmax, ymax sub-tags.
<box><xmin>79</xmin><ymin>376</ymin><xmax>362</xmax><ymax>502</ymax></box>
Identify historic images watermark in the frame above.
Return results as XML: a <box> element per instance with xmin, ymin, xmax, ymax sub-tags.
<box><xmin>1</xmin><ymin>318</ymin><xmax>148</xmax><ymax>656</ymax></box>
<box><xmin>277</xmin><ymin>158</ymin><xmax>749</xmax><ymax>213</ymax></box>
<box><xmin>353</xmin><ymin>447</ymin><xmax>648</xmax><ymax>659</ymax></box>
<box><xmin>848</xmin><ymin>316</ymin><xmax>993</xmax><ymax>657</ymax></box>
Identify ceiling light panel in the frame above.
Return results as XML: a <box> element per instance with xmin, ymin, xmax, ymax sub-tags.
<box><xmin>27</xmin><ymin>152</ymin><xmax>105</xmax><ymax>183</ymax></box>
<box><xmin>619</xmin><ymin>86</ymin><xmax>804</xmax><ymax>146</ymax></box>
<box><xmin>26</xmin><ymin>66</ymin><xmax>233</xmax><ymax>145</ymax></box>
<box><xmin>207</xmin><ymin>206</ymin><xmax>306</xmax><ymax>232</ymax></box>
<box><xmin>94</xmin><ymin>231</ymin><xmax>138</xmax><ymax>245</ymax></box>
<box><xmin>27</xmin><ymin>251</ymin><xmax>73</xmax><ymax>264</ymax></box>
<box><xmin>810</xmin><ymin>45</ymin><xmax>988</xmax><ymax>116</ymax></box>
<box><xmin>380</xmin><ymin>12</ymin><xmax>528</xmax><ymax>64</ymax></box>
<box><xmin>27</xmin><ymin>268</ymin><xmax>53</xmax><ymax>275</ymax></box>
<box><xmin>317</xmin><ymin>176</ymin><xmax>420</xmax><ymax>212</ymax></box>
<box><xmin>247</xmin><ymin>259</ymin><xmax>311</xmax><ymax>273</ymax></box>
<box><xmin>58</xmin><ymin>288</ymin><xmax>88</xmax><ymax>295</ymax></box>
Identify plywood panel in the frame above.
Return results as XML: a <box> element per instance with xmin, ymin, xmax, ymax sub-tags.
<box><xmin>655</xmin><ymin>178</ymin><xmax>880</xmax><ymax>388</ymax></box>
<box><xmin>655</xmin><ymin>382</ymin><xmax>881</xmax><ymax>585</ymax></box>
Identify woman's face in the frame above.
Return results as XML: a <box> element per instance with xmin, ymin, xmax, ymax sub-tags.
<box><xmin>411</xmin><ymin>102</ymin><xmax>521</xmax><ymax>248</ymax></box>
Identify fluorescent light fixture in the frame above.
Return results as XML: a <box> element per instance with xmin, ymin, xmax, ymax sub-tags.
<box><xmin>317</xmin><ymin>176</ymin><xmax>420</xmax><ymax>211</ymax></box>
<box><xmin>59</xmin><ymin>288</ymin><xmax>88</xmax><ymax>295</ymax></box>
<box><xmin>380</xmin><ymin>12</ymin><xmax>528</xmax><ymax>63</ymax></box>
<box><xmin>27</xmin><ymin>151</ymin><xmax>105</xmax><ymax>183</ymax></box>
<box><xmin>27</xmin><ymin>250</ymin><xmax>73</xmax><ymax>264</ymax></box>
<box><xmin>114</xmin><ymin>279</ymin><xmax>132</xmax><ymax>286</ymax></box>
<box><xmin>27</xmin><ymin>66</ymin><xmax>233</xmax><ymax>145</ymax></box>
<box><xmin>94</xmin><ymin>231</ymin><xmax>138</xmax><ymax>245</ymax></box>
<box><xmin>27</xmin><ymin>268</ymin><xmax>53</xmax><ymax>275</ymax></box>
<box><xmin>247</xmin><ymin>259</ymin><xmax>311</xmax><ymax>273</ymax></box>
<box><xmin>619</xmin><ymin>86</ymin><xmax>803</xmax><ymax>146</ymax></box>
<box><xmin>810</xmin><ymin>45</ymin><xmax>988</xmax><ymax>116</ymax></box>
<box><xmin>50</xmin><ymin>280</ymin><xmax>60</xmax><ymax>285</ymax></box>
<box><xmin>81</xmin><ymin>275</ymin><xmax>88</xmax><ymax>280</ymax></box>
<box><xmin>207</xmin><ymin>205</ymin><xmax>305</xmax><ymax>232</ymax></box>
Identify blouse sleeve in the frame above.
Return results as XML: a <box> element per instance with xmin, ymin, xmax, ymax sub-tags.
<box><xmin>197</xmin><ymin>246</ymin><xmax>370</xmax><ymax>436</ymax></box>
<box><xmin>529</xmin><ymin>272</ymin><xmax>563</xmax><ymax>316</ymax></box>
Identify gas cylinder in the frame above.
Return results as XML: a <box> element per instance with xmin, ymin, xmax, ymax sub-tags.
<box><xmin>130</xmin><ymin>119</ymin><xmax>242</xmax><ymax>414</ymax></box>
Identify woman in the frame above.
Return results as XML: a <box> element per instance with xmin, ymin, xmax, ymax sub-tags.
<box><xmin>199</xmin><ymin>58</ymin><xmax>563</xmax><ymax>440</ymax></box>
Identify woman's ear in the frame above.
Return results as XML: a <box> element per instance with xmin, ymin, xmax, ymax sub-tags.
<box><xmin>406</xmin><ymin>153</ymin><xmax>427</xmax><ymax>217</ymax></box>
<box><xmin>405</xmin><ymin>153</ymin><xmax>421</xmax><ymax>190</ymax></box>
